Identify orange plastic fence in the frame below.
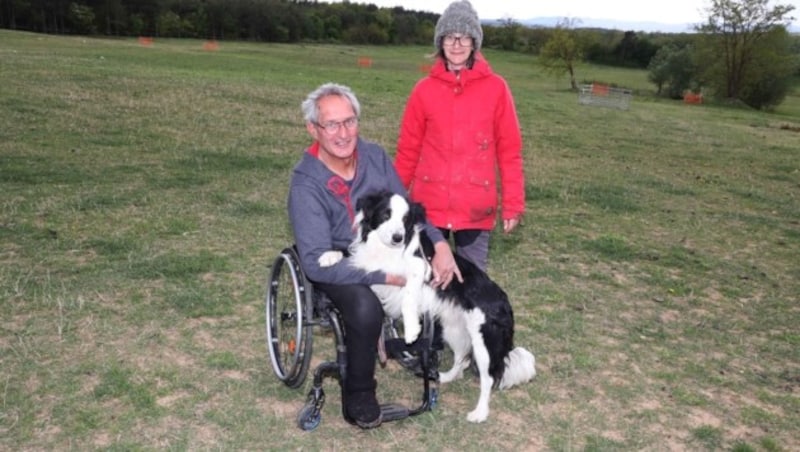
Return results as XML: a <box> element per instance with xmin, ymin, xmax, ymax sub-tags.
<box><xmin>683</xmin><ymin>92</ymin><xmax>703</xmax><ymax>104</ymax></box>
<box><xmin>419</xmin><ymin>63</ymin><xmax>432</xmax><ymax>73</ymax></box>
<box><xmin>357</xmin><ymin>56</ymin><xmax>373</xmax><ymax>68</ymax></box>
<box><xmin>591</xmin><ymin>83</ymin><xmax>610</xmax><ymax>96</ymax></box>
<box><xmin>203</xmin><ymin>40</ymin><xmax>219</xmax><ymax>51</ymax></box>
<box><xmin>138</xmin><ymin>36</ymin><xmax>153</xmax><ymax>47</ymax></box>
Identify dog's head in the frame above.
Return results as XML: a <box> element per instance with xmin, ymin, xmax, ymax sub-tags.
<box><xmin>353</xmin><ymin>190</ymin><xmax>426</xmax><ymax>248</ymax></box>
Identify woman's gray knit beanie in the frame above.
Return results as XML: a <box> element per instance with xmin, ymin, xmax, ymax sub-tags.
<box><xmin>434</xmin><ymin>0</ymin><xmax>483</xmax><ymax>50</ymax></box>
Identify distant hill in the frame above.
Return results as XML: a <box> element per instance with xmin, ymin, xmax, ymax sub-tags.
<box><xmin>522</xmin><ymin>17</ymin><xmax>696</xmax><ymax>33</ymax></box>
<box><xmin>486</xmin><ymin>17</ymin><xmax>800</xmax><ymax>34</ymax></box>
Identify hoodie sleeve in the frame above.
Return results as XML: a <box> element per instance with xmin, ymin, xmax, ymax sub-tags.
<box><xmin>395</xmin><ymin>81</ymin><xmax>427</xmax><ymax>188</ymax></box>
<box><xmin>494</xmin><ymin>77</ymin><xmax>525</xmax><ymax>220</ymax></box>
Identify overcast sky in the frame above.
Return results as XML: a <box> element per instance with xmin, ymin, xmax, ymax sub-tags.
<box><xmin>324</xmin><ymin>0</ymin><xmax>800</xmax><ymax>26</ymax></box>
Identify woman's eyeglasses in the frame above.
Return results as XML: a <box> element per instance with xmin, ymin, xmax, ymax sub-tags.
<box><xmin>442</xmin><ymin>34</ymin><xmax>473</xmax><ymax>47</ymax></box>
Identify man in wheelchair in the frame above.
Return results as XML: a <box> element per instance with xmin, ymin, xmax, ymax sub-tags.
<box><xmin>286</xmin><ymin>83</ymin><xmax>460</xmax><ymax>429</ymax></box>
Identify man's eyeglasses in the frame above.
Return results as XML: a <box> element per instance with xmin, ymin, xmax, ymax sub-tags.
<box><xmin>315</xmin><ymin>116</ymin><xmax>359</xmax><ymax>134</ymax></box>
<box><xmin>442</xmin><ymin>34</ymin><xmax>473</xmax><ymax>47</ymax></box>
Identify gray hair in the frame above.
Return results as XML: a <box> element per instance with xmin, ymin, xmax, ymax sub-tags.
<box><xmin>301</xmin><ymin>82</ymin><xmax>361</xmax><ymax>124</ymax></box>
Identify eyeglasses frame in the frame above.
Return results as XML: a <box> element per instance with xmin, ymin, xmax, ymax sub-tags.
<box><xmin>442</xmin><ymin>34</ymin><xmax>473</xmax><ymax>47</ymax></box>
<box><xmin>315</xmin><ymin>116</ymin><xmax>359</xmax><ymax>134</ymax></box>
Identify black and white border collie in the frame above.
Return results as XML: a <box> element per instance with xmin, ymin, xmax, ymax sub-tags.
<box><xmin>318</xmin><ymin>190</ymin><xmax>536</xmax><ymax>423</ymax></box>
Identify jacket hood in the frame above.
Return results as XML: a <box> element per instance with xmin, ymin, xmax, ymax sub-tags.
<box><xmin>293</xmin><ymin>141</ymin><xmax>330</xmax><ymax>181</ymax></box>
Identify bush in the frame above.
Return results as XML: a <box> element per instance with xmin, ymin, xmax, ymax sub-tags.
<box><xmin>647</xmin><ymin>44</ymin><xmax>696</xmax><ymax>99</ymax></box>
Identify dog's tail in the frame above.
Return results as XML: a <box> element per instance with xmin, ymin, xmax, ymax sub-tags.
<box><xmin>498</xmin><ymin>347</ymin><xmax>536</xmax><ymax>389</ymax></box>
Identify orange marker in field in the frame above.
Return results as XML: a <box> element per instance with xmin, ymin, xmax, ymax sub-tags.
<box><xmin>357</xmin><ymin>56</ymin><xmax>372</xmax><ymax>68</ymax></box>
<box><xmin>203</xmin><ymin>40</ymin><xmax>219</xmax><ymax>51</ymax></box>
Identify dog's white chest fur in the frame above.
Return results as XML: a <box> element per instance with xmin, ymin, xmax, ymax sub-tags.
<box><xmin>318</xmin><ymin>193</ymin><xmax>430</xmax><ymax>343</ymax></box>
<box><xmin>351</xmin><ymin>221</ymin><xmax>429</xmax><ymax>340</ymax></box>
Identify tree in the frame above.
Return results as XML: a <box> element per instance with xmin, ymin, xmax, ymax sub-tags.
<box><xmin>76</xmin><ymin>0</ymin><xmax>124</xmax><ymax>35</ymax></box>
<box><xmin>539</xmin><ymin>18</ymin><xmax>583</xmax><ymax>91</ymax></box>
<box><xmin>615</xmin><ymin>31</ymin><xmax>638</xmax><ymax>65</ymax></box>
<box><xmin>156</xmin><ymin>10</ymin><xmax>181</xmax><ymax>36</ymax></box>
<box><xmin>694</xmin><ymin>0</ymin><xmax>796</xmax><ymax>106</ymax></box>
<box><xmin>612</xmin><ymin>31</ymin><xmax>659</xmax><ymax>68</ymax></box>
<box><xmin>648</xmin><ymin>53</ymin><xmax>669</xmax><ymax>95</ymax></box>
<box><xmin>497</xmin><ymin>17</ymin><xmax>521</xmax><ymax>51</ymax></box>
<box><xmin>391</xmin><ymin>13</ymin><xmax>417</xmax><ymax>44</ymax></box>
<box><xmin>737</xmin><ymin>26</ymin><xmax>797</xmax><ymax>109</ymax></box>
<box><xmin>67</xmin><ymin>2</ymin><xmax>96</xmax><ymax>34</ymax></box>
<box><xmin>647</xmin><ymin>44</ymin><xmax>697</xmax><ymax>99</ymax></box>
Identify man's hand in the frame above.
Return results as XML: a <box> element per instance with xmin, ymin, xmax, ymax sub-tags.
<box><xmin>431</xmin><ymin>241</ymin><xmax>462</xmax><ymax>289</ymax></box>
<box><xmin>385</xmin><ymin>273</ymin><xmax>407</xmax><ymax>286</ymax></box>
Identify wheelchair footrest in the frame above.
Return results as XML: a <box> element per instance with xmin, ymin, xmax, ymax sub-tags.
<box><xmin>384</xmin><ymin>337</ymin><xmax>426</xmax><ymax>356</ymax></box>
<box><xmin>380</xmin><ymin>403</ymin><xmax>410</xmax><ymax>422</ymax></box>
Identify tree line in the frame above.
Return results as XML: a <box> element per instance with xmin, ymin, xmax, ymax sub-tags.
<box><xmin>2</xmin><ymin>0</ymin><xmax>432</xmax><ymax>44</ymax></box>
<box><xmin>1</xmin><ymin>0</ymin><xmax>692</xmax><ymax>68</ymax></box>
<box><xmin>2</xmin><ymin>0</ymin><xmax>798</xmax><ymax>109</ymax></box>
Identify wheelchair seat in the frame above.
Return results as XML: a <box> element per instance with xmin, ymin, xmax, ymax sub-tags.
<box><xmin>265</xmin><ymin>246</ymin><xmax>440</xmax><ymax>431</ymax></box>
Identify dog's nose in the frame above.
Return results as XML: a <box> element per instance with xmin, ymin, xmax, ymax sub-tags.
<box><xmin>391</xmin><ymin>233</ymin><xmax>403</xmax><ymax>244</ymax></box>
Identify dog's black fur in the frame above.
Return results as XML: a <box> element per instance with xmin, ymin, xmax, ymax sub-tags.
<box><xmin>348</xmin><ymin>190</ymin><xmax>536</xmax><ymax>422</ymax></box>
<box><xmin>418</xmin><ymin>233</ymin><xmax>515</xmax><ymax>384</ymax></box>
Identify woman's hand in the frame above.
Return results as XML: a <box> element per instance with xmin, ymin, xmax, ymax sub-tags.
<box><xmin>503</xmin><ymin>217</ymin><xmax>521</xmax><ymax>234</ymax></box>
<box><xmin>431</xmin><ymin>241</ymin><xmax>462</xmax><ymax>289</ymax></box>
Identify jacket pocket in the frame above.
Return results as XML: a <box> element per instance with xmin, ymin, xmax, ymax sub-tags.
<box><xmin>465</xmin><ymin>175</ymin><xmax>497</xmax><ymax>222</ymax></box>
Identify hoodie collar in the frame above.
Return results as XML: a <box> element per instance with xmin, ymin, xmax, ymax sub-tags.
<box><xmin>430</xmin><ymin>52</ymin><xmax>491</xmax><ymax>82</ymax></box>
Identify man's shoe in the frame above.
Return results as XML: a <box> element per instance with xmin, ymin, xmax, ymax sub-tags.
<box><xmin>345</xmin><ymin>390</ymin><xmax>383</xmax><ymax>429</ymax></box>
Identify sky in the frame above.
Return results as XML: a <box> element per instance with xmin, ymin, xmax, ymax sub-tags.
<box><xmin>327</xmin><ymin>0</ymin><xmax>800</xmax><ymax>27</ymax></box>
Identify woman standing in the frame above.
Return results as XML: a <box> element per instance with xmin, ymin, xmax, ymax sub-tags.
<box><xmin>395</xmin><ymin>0</ymin><xmax>525</xmax><ymax>272</ymax></box>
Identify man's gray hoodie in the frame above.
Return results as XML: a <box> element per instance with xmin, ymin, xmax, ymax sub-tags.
<box><xmin>288</xmin><ymin>138</ymin><xmax>444</xmax><ymax>286</ymax></box>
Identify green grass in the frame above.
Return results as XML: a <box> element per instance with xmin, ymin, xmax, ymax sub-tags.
<box><xmin>2</xmin><ymin>29</ymin><xmax>800</xmax><ymax>450</ymax></box>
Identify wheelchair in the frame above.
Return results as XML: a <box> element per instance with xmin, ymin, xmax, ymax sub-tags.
<box><xmin>265</xmin><ymin>246</ymin><xmax>440</xmax><ymax>431</ymax></box>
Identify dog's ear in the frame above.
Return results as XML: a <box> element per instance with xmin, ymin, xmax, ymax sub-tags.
<box><xmin>409</xmin><ymin>201</ymin><xmax>427</xmax><ymax>225</ymax></box>
<box><xmin>354</xmin><ymin>193</ymin><xmax>377</xmax><ymax>239</ymax></box>
<box><xmin>355</xmin><ymin>193</ymin><xmax>375</xmax><ymax>214</ymax></box>
<box><xmin>419</xmin><ymin>229</ymin><xmax>435</xmax><ymax>261</ymax></box>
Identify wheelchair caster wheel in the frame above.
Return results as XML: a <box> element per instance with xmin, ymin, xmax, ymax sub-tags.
<box><xmin>429</xmin><ymin>387</ymin><xmax>439</xmax><ymax>409</ymax></box>
<box><xmin>296</xmin><ymin>403</ymin><xmax>322</xmax><ymax>431</ymax></box>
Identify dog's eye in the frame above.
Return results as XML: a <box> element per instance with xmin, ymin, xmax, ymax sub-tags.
<box><xmin>382</xmin><ymin>211</ymin><xmax>391</xmax><ymax>222</ymax></box>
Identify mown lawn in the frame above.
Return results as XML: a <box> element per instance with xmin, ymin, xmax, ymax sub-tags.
<box><xmin>1</xmin><ymin>29</ymin><xmax>799</xmax><ymax>451</ymax></box>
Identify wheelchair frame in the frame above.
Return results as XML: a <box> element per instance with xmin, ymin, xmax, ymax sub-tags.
<box><xmin>265</xmin><ymin>246</ymin><xmax>440</xmax><ymax>431</ymax></box>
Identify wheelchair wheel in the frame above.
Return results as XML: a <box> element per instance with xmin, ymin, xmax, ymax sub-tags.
<box><xmin>296</xmin><ymin>401</ymin><xmax>323</xmax><ymax>431</ymax></box>
<box><xmin>265</xmin><ymin>247</ymin><xmax>313</xmax><ymax>389</ymax></box>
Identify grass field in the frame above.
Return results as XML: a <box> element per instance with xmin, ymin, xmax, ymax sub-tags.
<box><xmin>1</xmin><ymin>29</ymin><xmax>799</xmax><ymax>451</ymax></box>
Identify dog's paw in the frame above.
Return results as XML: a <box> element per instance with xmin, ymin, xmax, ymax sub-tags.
<box><xmin>403</xmin><ymin>320</ymin><xmax>421</xmax><ymax>344</ymax></box>
<box><xmin>467</xmin><ymin>406</ymin><xmax>489</xmax><ymax>423</ymax></box>
<box><xmin>318</xmin><ymin>250</ymin><xmax>343</xmax><ymax>267</ymax></box>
